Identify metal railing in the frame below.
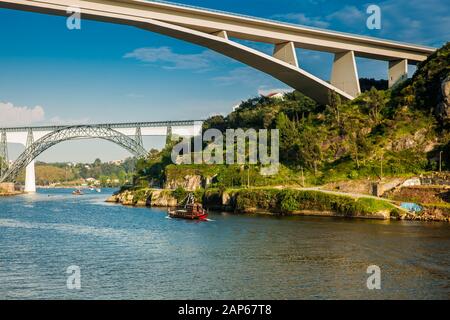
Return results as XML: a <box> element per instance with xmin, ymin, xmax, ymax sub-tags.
<box><xmin>0</xmin><ymin>119</ymin><xmax>204</xmax><ymax>132</ymax></box>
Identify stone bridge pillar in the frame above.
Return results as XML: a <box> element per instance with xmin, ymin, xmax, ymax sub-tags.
<box><xmin>24</xmin><ymin>129</ymin><xmax>36</xmax><ymax>193</ymax></box>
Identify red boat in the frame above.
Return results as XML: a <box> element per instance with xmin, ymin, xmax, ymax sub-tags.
<box><xmin>72</xmin><ymin>189</ymin><xmax>84</xmax><ymax>196</ymax></box>
<box><xmin>168</xmin><ymin>194</ymin><xmax>208</xmax><ymax>221</ymax></box>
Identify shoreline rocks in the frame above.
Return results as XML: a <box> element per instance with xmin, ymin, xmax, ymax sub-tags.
<box><xmin>0</xmin><ymin>183</ymin><xmax>23</xmax><ymax>196</ymax></box>
<box><xmin>106</xmin><ymin>188</ymin><xmax>178</xmax><ymax>207</ymax></box>
<box><xmin>106</xmin><ymin>187</ymin><xmax>448</xmax><ymax>222</ymax></box>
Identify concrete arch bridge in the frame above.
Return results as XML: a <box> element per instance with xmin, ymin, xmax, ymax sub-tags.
<box><xmin>0</xmin><ymin>0</ymin><xmax>436</xmax><ymax>104</ymax></box>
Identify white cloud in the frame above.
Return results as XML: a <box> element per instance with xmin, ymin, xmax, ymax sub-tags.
<box><xmin>212</xmin><ymin>67</ymin><xmax>268</xmax><ymax>87</ymax></box>
<box><xmin>0</xmin><ymin>102</ymin><xmax>91</xmax><ymax>127</ymax></box>
<box><xmin>325</xmin><ymin>6</ymin><xmax>365</xmax><ymax>26</ymax></box>
<box><xmin>124</xmin><ymin>46</ymin><xmax>223</xmax><ymax>71</ymax></box>
<box><xmin>0</xmin><ymin>102</ymin><xmax>45</xmax><ymax>126</ymax></box>
<box><xmin>378</xmin><ymin>0</ymin><xmax>450</xmax><ymax>46</ymax></box>
<box><xmin>126</xmin><ymin>93</ymin><xmax>144</xmax><ymax>99</ymax></box>
<box><xmin>275</xmin><ymin>1</ymin><xmax>449</xmax><ymax>47</ymax></box>
<box><xmin>46</xmin><ymin>116</ymin><xmax>91</xmax><ymax>125</ymax></box>
<box><xmin>272</xmin><ymin>6</ymin><xmax>365</xmax><ymax>30</ymax></box>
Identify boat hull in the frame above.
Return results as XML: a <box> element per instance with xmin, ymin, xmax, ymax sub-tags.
<box><xmin>168</xmin><ymin>209</ymin><xmax>208</xmax><ymax>221</ymax></box>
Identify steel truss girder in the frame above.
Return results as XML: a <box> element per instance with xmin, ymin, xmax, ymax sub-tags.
<box><xmin>0</xmin><ymin>125</ymin><xmax>147</xmax><ymax>183</ymax></box>
<box><xmin>0</xmin><ymin>120</ymin><xmax>202</xmax><ymax>132</ymax></box>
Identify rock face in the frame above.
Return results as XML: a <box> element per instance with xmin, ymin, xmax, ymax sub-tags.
<box><xmin>105</xmin><ymin>189</ymin><xmax>178</xmax><ymax>207</ymax></box>
<box><xmin>436</xmin><ymin>75</ymin><xmax>450</xmax><ymax>123</ymax></box>
<box><xmin>164</xmin><ymin>175</ymin><xmax>203</xmax><ymax>191</ymax></box>
<box><xmin>389</xmin><ymin>128</ymin><xmax>433</xmax><ymax>152</ymax></box>
<box><xmin>392</xmin><ymin>205</ymin><xmax>450</xmax><ymax>222</ymax></box>
<box><xmin>385</xmin><ymin>186</ymin><xmax>450</xmax><ymax>204</ymax></box>
<box><xmin>0</xmin><ymin>183</ymin><xmax>15</xmax><ymax>193</ymax></box>
<box><xmin>324</xmin><ymin>178</ymin><xmax>407</xmax><ymax>196</ymax></box>
<box><xmin>149</xmin><ymin>190</ymin><xmax>178</xmax><ymax>207</ymax></box>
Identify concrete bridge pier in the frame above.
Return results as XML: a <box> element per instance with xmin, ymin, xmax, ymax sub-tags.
<box><xmin>24</xmin><ymin>129</ymin><xmax>36</xmax><ymax>193</ymax></box>
<box><xmin>25</xmin><ymin>161</ymin><xmax>36</xmax><ymax>193</ymax></box>
<box><xmin>388</xmin><ymin>59</ymin><xmax>408</xmax><ymax>87</ymax></box>
<box><xmin>331</xmin><ymin>50</ymin><xmax>361</xmax><ymax>98</ymax></box>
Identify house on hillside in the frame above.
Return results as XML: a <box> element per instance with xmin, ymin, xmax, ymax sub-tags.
<box><xmin>264</xmin><ymin>92</ymin><xmax>285</xmax><ymax>100</ymax></box>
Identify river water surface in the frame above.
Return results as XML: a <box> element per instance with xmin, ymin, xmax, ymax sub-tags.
<box><xmin>0</xmin><ymin>188</ymin><xmax>449</xmax><ymax>299</ymax></box>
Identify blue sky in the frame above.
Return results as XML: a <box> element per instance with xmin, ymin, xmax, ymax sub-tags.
<box><xmin>0</xmin><ymin>0</ymin><xmax>449</xmax><ymax>162</ymax></box>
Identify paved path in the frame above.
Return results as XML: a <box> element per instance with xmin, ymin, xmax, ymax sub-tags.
<box><xmin>274</xmin><ymin>185</ymin><xmax>409</xmax><ymax>213</ymax></box>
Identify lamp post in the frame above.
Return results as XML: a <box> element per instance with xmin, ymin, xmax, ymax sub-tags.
<box><xmin>380</xmin><ymin>154</ymin><xmax>383</xmax><ymax>180</ymax></box>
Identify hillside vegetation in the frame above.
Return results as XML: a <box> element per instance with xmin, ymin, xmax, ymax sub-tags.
<box><xmin>134</xmin><ymin>43</ymin><xmax>449</xmax><ymax>188</ymax></box>
<box><xmin>13</xmin><ymin>158</ymin><xmax>136</xmax><ymax>186</ymax></box>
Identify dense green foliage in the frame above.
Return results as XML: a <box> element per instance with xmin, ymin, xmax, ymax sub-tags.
<box><xmin>133</xmin><ymin>43</ymin><xmax>449</xmax><ymax>188</ymax></box>
<box><xmin>15</xmin><ymin>158</ymin><xmax>136</xmax><ymax>186</ymax></box>
<box><xmin>359</xmin><ymin>78</ymin><xmax>388</xmax><ymax>92</ymax></box>
<box><xmin>200</xmin><ymin>44</ymin><xmax>449</xmax><ymax>184</ymax></box>
<box><xmin>396</xmin><ymin>42</ymin><xmax>450</xmax><ymax>127</ymax></box>
<box><xmin>200</xmin><ymin>87</ymin><xmax>442</xmax><ymax>184</ymax></box>
<box><xmin>134</xmin><ymin>144</ymin><xmax>175</xmax><ymax>187</ymax></box>
<box><xmin>204</xmin><ymin>188</ymin><xmax>396</xmax><ymax>216</ymax></box>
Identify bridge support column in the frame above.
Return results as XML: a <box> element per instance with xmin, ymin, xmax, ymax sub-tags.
<box><xmin>211</xmin><ymin>30</ymin><xmax>228</xmax><ymax>39</ymax></box>
<box><xmin>273</xmin><ymin>42</ymin><xmax>298</xmax><ymax>67</ymax></box>
<box><xmin>135</xmin><ymin>126</ymin><xmax>143</xmax><ymax>149</ymax></box>
<box><xmin>24</xmin><ymin>129</ymin><xmax>36</xmax><ymax>193</ymax></box>
<box><xmin>165</xmin><ymin>126</ymin><xmax>173</xmax><ymax>145</ymax></box>
<box><xmin>331</xmin><ymin>50</ymin><xmax>361</xmax><ymax>98</ymax></box>
<box><xmin>388</xmin><ymin>59</ymin><xmax>408</xmax><ymax>88</ymax></box>
<box><xmin>25</xmin><ymin>161</ymin><xmax>36</xmax><ymax>193</ymax></box>
<box><xmin>0</xmin><ymin>130</ymin><xmax>8</xmax><ymax>177</ymax></box>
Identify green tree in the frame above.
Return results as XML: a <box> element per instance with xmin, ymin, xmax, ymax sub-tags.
<box><xmin>276</xmin><ymin>112</ymin><xmax>300</xmax><ymax>164</ymax></box>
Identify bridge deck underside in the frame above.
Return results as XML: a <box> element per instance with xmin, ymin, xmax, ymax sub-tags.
<box><xmin>0</xmin><ymin>0</ymin><xmax>434</xmax><ymax>104</ymax></box>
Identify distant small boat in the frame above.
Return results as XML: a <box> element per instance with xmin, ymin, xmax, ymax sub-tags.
<box><xmin>72</xmin><ymin>189</ymin><xmax>84</xmax><ymax>196</ymax></box>
<box><xmin>96</xmin><ymin>188</ymin><xmax>101</xmax><ymax>193</ymax></box>
<box><xmin>168</xmin><ymin>193</ymin><xmax>208</xmax><ymax>221</ymax></box>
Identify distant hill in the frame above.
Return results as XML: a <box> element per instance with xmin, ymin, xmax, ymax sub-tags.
<box><xmin>359</xmin><ymin>78</ymin><xmax>388</xmax><ymax>92</ymax></box>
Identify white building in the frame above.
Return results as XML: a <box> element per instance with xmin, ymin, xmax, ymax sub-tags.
<box><xmin>109</xmin><ymin>160</ymin><xmax>123</xmax><ymax>166</ymax></box>
<box><xmin>264</xmin><ymin>92</ymin><xmax>285</xmax><ymax>100</ymax></box>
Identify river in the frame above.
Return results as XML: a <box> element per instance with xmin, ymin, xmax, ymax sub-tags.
<box><xmin>0</xmin><ymin>188</ymin><xmax>448</xmax><ymax>299</ymax></box>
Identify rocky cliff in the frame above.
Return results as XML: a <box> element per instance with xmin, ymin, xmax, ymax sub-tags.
<box><xmin>164</xmin><ymin>174</ymin><xmax>203</xmax><ymax>191</ymax></box>
<box><xmin>106</xmin><ymin>188</ymin><xmax>177</xmax><ymax>207</ymax></box>
<box><xmin>437</xmin><ymin>75</ymin><xmax>450</xmax><ymax>123</ymax></box>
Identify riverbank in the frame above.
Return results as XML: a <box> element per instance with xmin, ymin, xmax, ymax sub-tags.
<box><xmin>105</xmin><ymin>187</ymin><xmax>447</xmax><ymax>222</ymax></box>
<box><xmin>106</xmin><ymin>187</ymin><xmax>449</xmax><ymax>222</ymax></box>
<box><xmin>0</xmin><ymin>191</ymin><xmax>23</xmax><ymax>196</ymax></box>
<box><xmin>0</xmin><ymin>183</ymin><xmax>23</xmax><ymax>196</ymax></box>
